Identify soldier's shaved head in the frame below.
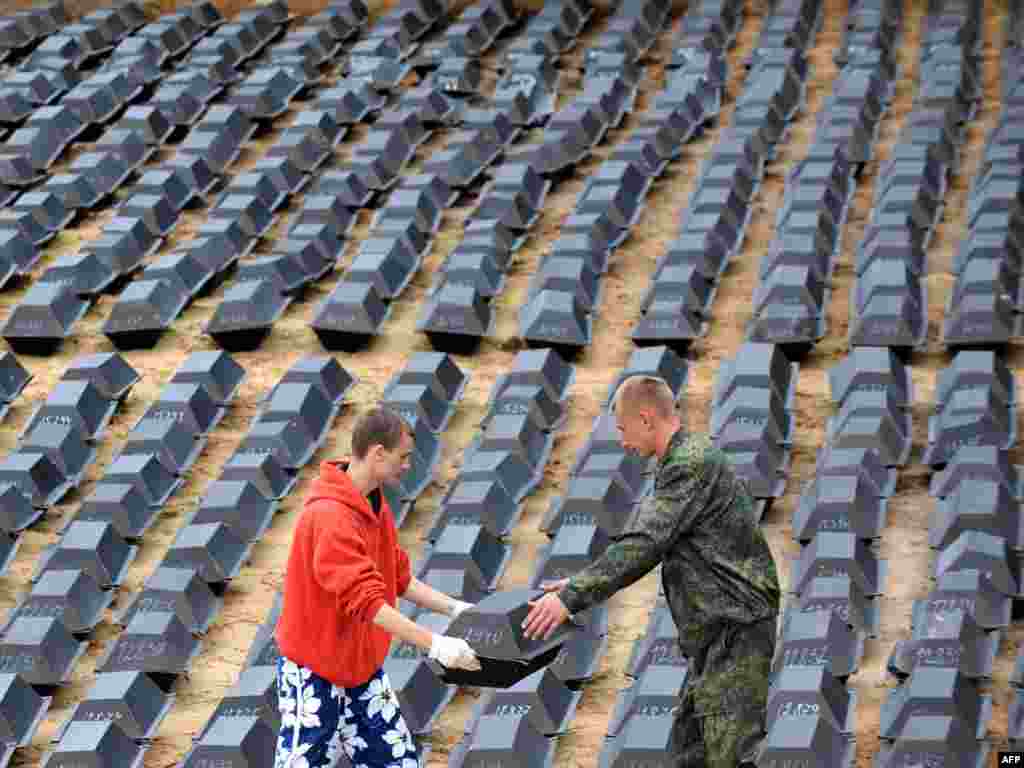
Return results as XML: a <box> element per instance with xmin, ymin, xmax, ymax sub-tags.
<box><xmin>612</xmin><ymin>375</ymin><xmax>681</xmax><ymax>460</ymax></box>
<box><xmin>612</xmin><ymin>375</ymin><xmax>676</xmax><ymax>419</ymax></box>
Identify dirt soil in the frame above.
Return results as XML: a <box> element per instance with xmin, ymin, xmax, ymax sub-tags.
<box><xmin>0</xmin><ymin>0</ymin><xmax>1018</xmax><ymax>767</ymax></box>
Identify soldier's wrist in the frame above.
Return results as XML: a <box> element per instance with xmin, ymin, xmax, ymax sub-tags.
<box><xmin>558</xmin><ymin>584</ymin><xmax>582</xmax><ymax>616</ymax></box>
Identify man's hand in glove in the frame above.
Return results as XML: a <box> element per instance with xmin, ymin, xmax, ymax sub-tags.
<box><xmin>429</xmin><ymin>634</ymin><xmax>481</xmax><ymax>670</ymax></box>
<box><xmin>450</xmin><ymin>600</ymin><xmax>474</xmax><ymax>618</ymax></box>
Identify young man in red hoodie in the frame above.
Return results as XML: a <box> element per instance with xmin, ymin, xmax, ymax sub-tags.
<box><xmin>274</xmin><ymin>407</ymin><xmax>480</xmax><ymax>768</ymax></box>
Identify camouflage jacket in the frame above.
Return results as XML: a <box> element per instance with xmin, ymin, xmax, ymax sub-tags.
<box><xmin>559</xmin><ymin>429</ymin><xmax>781</xmax><ymax>657</ymax></box>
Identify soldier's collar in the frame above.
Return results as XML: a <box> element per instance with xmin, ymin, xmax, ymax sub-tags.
<box><xmin>656</xmin><ymin>428</ymin><xmax>688</xmax><ymax>472</ymax></box>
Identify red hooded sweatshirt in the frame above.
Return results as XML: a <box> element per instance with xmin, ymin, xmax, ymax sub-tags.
<box><xmin>275</xmin><ymin>461</ymin><xmax>412</xmax><ymax>687</ymax></box>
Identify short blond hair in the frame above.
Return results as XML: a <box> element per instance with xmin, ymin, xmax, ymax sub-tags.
<box><xmin>611</xmin><ymin>375</ymin><xmax>676</xmax><ymax>419</ymax></box>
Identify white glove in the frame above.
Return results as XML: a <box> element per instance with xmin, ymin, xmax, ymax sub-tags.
<box><xmin>429</xmin><ymin>634</ymin><xmax>481</xmax><ymax>670</ymax></box>
<box><xmin>450</xmin><ymin>600</ymin><xmax>474</xmax><ymax>618</ymax></box>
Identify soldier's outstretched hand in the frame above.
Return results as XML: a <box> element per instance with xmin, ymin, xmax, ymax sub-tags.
<box><xmin>523</xmin><ymin>592</ymin><xmax>569</xmax><ymax>640</ymax></box>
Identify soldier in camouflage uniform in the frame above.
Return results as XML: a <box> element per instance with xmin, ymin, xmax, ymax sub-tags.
<box><xmin>523</xmin><ymin>375</ymin><xmax>781</xmax><ymax>768</ymax></box>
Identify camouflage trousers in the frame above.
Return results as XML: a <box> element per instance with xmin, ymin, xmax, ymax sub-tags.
<box><xmin>670</xmin><ymin>618</ymin><xmax>777</xmax><ymax>768</ymax></box>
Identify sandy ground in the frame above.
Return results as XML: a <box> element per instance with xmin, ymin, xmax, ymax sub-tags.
<box><xmin>0</xmin><ymin>0</ymin><xmax>1019</xmax><ymax>766</ymax></box>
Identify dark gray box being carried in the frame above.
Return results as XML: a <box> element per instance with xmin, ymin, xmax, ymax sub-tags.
<box><xmin>427</xmin><ymin>588</ymin><xmax>576</xmax><ymax>687</ymax></box>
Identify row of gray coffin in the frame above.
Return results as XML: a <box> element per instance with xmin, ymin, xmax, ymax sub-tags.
<box><xmin>943</xmin><ymin>104</ymin><xmax>1024</xmax><ymax>347</ymax></box>
<box><xmin>393</xmin><ymin>58</ymin><xmax>723</xmax><ymax>347</ymax></box>
<box><xmin>637</xmin><ymin>43</ymin><xmax>843</xmax><ymax>346</ymax></box>
<box><xmin>1</xmin><ymin>105</ymin><xmax>350</xmax><ymax>350</ymax></box>
<box><xmin>2</xmin><ymin>0</ymin><xmax>577</xmax><ymax>348</ymax></box>
<box><xmin>0</xmin><ymin>0</ymin><xmax>295</xmax><ymax>186</ymax></box>
<box><xmin>0</xmin><ymin>2</ymin><xmax>69</xmax><ymax>58</ymax></box>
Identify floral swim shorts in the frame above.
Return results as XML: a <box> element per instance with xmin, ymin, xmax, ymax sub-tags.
<box><xmin>274</xmin><ymin>656</ymin><xmax>420</xmax><ymax>768</ymax></box>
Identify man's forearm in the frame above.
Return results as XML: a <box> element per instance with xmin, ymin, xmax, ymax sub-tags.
<box><xmin>560</xmin><ymin>536</ymin><xmax>662</xmax><ymax>615</ymax></box>
<box><xmin>402</xmin><ymin>577</ymin><xmax>459</xmax><ymax>616</ymax></box>
<box><xmin>372</xmin><ymin>603</ymin><xmax>436</xmax><ymax>650</ymax></box>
